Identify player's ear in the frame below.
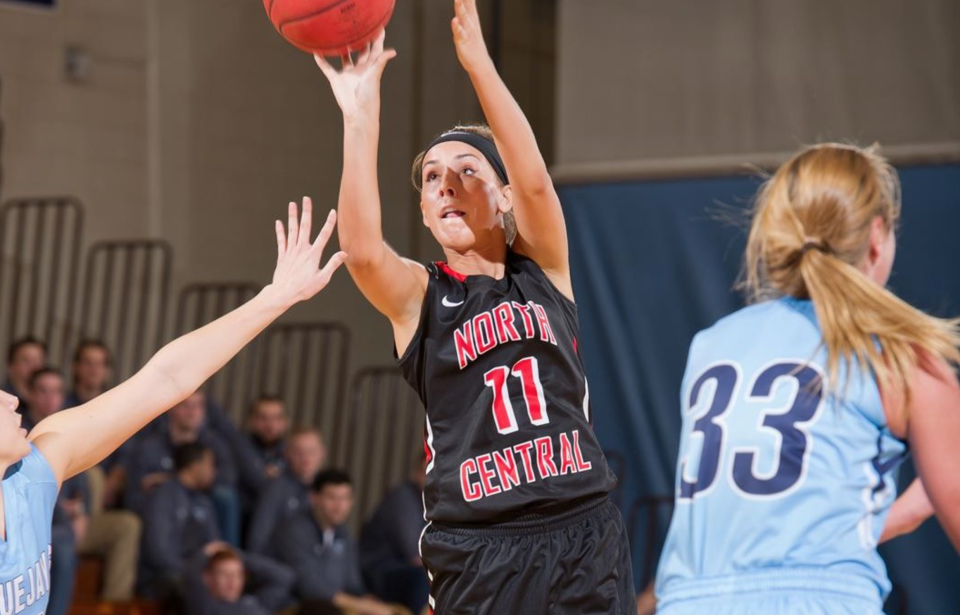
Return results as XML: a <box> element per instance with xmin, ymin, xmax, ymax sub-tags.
<box><xmin>497</xmin><ymin>184</ymin><xmax>513</xmax><ymax>215</ymax></box>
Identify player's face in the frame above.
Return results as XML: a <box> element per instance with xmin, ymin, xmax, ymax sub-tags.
<box><xmin>29</xmin><ymin>373</ymin><xmax>65</xmax><ymax>420</ymax></box>
<box><xmin>313</xmin><ymin>483</ymin><xmax>354</xmax><ymax>527</ymax></box>
<box><xmin>287</xmin><ymin>433</ymin><xmax>326</xmax><ymax>482</ymax></box>
<box><xmin>420</xmin><ymin>141</ymin><xmax>511</xmax><ymax>252</ymax></box>
<box><xmin>0</xmin><ymin>390</ymin><xmax>30</xmax><ymax>465</ymax></box>
<box><xmin>8</xmin><ymin>344</ymin><xmax>45</xmax><ymax>385</ymax></box>
<box><xmin>250</xmin><ymin>401</ymin><xmax>288</xmax><ymax>443</ymax></box>
<box><xmin>204</xmin><ymin>559</ymin><xmax>245</xmax><ymax>602</ymax></box>
<box><xmin>74</xmin><ymin>347</ymin><xmax>111</xmax><ymax>391</ymax></box>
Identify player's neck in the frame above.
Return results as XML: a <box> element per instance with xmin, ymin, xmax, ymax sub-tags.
<box><xmin>444</xmin><ymin>249</ymin><xmax>508</xmax><ymax>280</ymax></box>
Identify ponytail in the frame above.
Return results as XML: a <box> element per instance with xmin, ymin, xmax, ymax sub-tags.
<box><xmin>744</xmin><ymin>143</ymin><xmax>960</xmax><ymax>408</ymax></box>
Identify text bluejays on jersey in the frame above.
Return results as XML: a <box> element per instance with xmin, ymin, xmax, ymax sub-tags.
<box><xmin>460</xmin><ymin>429</ymin><xmax>593</xmax><ymax>502</ymax></box>
<box><xmin>455</xmin><ymin>300</ymin><xmax>559</xmax><ymax>370</ymax></box>
<box><xmin>1</xmin><ymin>547</ymin><xmax>51</xmax><ymax>615</ymax></box>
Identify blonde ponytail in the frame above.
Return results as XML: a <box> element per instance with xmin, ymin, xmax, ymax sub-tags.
<box><xmin>744</xmin><ymin>143</ymin><xmax>960</xmax><ymax>406</ymax></box>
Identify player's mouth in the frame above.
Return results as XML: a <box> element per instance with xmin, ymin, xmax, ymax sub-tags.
<box><xmin>441</xmin><ymin>207</ymin><xmax>466</xmax><ymax>219</ymax></box>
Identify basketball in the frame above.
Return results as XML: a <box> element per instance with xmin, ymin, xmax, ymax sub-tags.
<box><xmin>263</xmin><ymin>0</ymin><xmax>396</xmax><ymax>56</ymax></box>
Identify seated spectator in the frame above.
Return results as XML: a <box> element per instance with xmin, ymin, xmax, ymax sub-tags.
<box><xmin>64</xmin><ymin>339</ymin><xmax>130</xmax><ymax>509</ymax></box>
<box><xmin>246</xmin><ymin>427</ymin><xmax>326</xmax><ymax>556</ymax></box>
<box><xmin>276</xmin><ymin>470</ymin><xmax>394</xmax><ymax>615</ymax></box>
<box><xmin>127</xmin><ymin>390</ymin><xmax>241</xmax><ymax>545</ymax></box>
<box><xmin>3</xmin><ymin>336</ymin><xmax>47</xmax><ymax>416</ymax></box>
<box><xmin>64</xmin><ymin>338</ymin><xmax>113</xmax><ymax>407</ymax></box>
<box><xmin>185</xmin><ymin>547</ymin><xmax>294</xmax><ymax>615</ymax></box>
<box><xmin>360</xmin><ymin>455</ymin><xmax>429</xmax><ymax>614</ymax></box>
<box><xmin>21</xmin><ymin>366</ymin><xmax>63</xmax><ymax>431</ymax></box>
<box><xmin>26</xmin><ymin>366</ymin><xmax>143</xmax><ymax>602</ymax></box>
<box><xmin>142</xmin><ymin>443</ymin><xmax>293</xmax><ymax>614</ymax></box>
<box><xmin>237</xmin><ymin>395</ymin><xmax>289</xmax><ymax>500</ymax></box>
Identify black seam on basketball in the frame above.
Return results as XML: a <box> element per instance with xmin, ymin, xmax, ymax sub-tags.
<box><xmin>279</xmin><ymin>3</ymin><xmax>393</xmax><ymax>51</ymax></box>
<box><xmin>276</xmin><ymin>0</ymin><xmax>355</xmax><ymax>29</ymax></box>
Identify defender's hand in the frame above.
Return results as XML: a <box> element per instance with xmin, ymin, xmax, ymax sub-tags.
<box><xmin>270</xmin><ymin>198</ymin><xmax>347</xmax><ymax>307</ymax></box>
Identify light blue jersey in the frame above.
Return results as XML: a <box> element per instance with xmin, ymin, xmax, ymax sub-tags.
<box><xmin>657</xmin><ymin>298</ymin><xmax>906</xmax><ymax>613</ymax></box>
<box><xmin>0</xmin><ymin>445</ymin><xmax>58</xmax><ymax>614</ymax></box>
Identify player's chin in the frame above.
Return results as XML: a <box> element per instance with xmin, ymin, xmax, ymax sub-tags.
<box><xmin>433</xmin><ymin>228</ymin><xmax>476</xmax><ymax>252</ymax></box>
<box><xmin>1</xmin><ymin>435</ymin><xmax>31</xmax><ymax>464</ymax></box>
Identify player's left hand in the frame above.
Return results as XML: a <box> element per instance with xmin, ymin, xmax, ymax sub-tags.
<box><xmin>452</xmin><ymin>0</ymin><xmax>492</xmax><ymax>72</ymax></box>
<box><xmin>270</xmin><ymin>197</ymin><xmax>347</xmax><ymax>307</ymax></box>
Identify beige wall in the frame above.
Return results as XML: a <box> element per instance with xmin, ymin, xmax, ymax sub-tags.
<box><xmin>0</xmin><ymin>0</ymin><xmax>149</xmax><ymax>241</ymax></box>
<box><xmin>555</xmin><ymin>0</ymin><xmax>960</xmax><ymax>178</ymax></box>
<box><xmin>0</xmin><ymin>0</ymin><xmax>489</xmax><ymax>398</ymax></box>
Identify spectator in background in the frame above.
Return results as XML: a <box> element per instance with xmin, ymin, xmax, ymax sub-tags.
<box><xmin>127</xmin><ymin>390</ymin><xmax>242</xmax><ymax>545</ymax></box>
<box><xmin>2</xmin><ymin>336</ymin><xmax>47</xmax><ymax>415</ymax></box>
<box><xmin>21</xmin><ymin>367</ymin><xmax>63</xmax><ymax>431</ymax></box>
<box><xmin>141</xmin><ymin>442</ymin><xmax>225</xmax><ymax>612</ymax></box>
<box><xmin>236</xmin><ymin>396</ymin><xmax>290</xmax><ymax>508</ymax></box>
<box><xmin>276</xmin><ymin>470</ymin><xmax>394</xmax><ymax>615</ymax></box>
<box><xmin>360</xmin><ymin>455</ymin><xmax>429</xmax><ymax>614</ymax></box>
<box><xmin>26</xmin><ymin>367</ymin><xmax>81</xmax><ymax>615</ymax></box>
<box><xmin>143</xmin><ymin>443</ymin><xmax>293</xmax><ymax>614</ymax></box>
<box><xmin>65</xmin><ymin>339</ymin><xmax>113</xmax><ymax>408</ymax></box>
<box><xmin>185</xmin><ymin>548</ymin><xmax>294</xmax><ymax>615</ymax></box>
<box><xmin>65</xmin><ymin>339</ymin><xmax>130</xmax><ymax>510</ymax></box>
<box><xmin>26</xmin><ymin>366</ymin><xmax>143</xmax><ymax>602</ymax></box>
<box><xmin>246</xmin><ymin>427</ymin><xmax>326</xmax><ymax>556</ymax></box>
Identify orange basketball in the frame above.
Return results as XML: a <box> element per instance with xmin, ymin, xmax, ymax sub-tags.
<box><xmin>263</xmin><ymin>0</ymin><xmax>396</xmax><ymax>56</ymax></box>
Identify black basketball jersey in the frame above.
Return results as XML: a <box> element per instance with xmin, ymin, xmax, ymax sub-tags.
<box><xmin>398</xmin><ymin>251</ymin><xmax>617</xmax><ymax>524</ymax></box>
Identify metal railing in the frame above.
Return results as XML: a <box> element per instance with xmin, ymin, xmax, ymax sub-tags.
<box><xmin>75</xmin><ymin>239</ymin><xmax>172</xmax><ymax>380</ymax></box>
<box><xmin>174</xmin><ymin>282</ymin><xmax>262</xmax><ymax>418</ymax></box>
<box><xmin>342</xmin><ymin>366</ymin><xmax>424</xmax><ymax>523</ymax></box>
<box><xmin>0</xmin><ymin>197</ymin><xmax>84</xmax><ymax>365</ymax></box>
<box><xmin>257</xmin><ymin>321</ymin><xmax>350</xmax><ymax>436</ymax></box>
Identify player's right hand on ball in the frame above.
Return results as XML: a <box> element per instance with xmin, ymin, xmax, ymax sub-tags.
<box><xmin>314</xmin><ymin>29</ymin><xmax>396</xmax><ymax>121</ymax></box>
<box><xmin>270</xmin><ymin>197</ymin><xmax>347</xmax><ymax>307</ymax></box>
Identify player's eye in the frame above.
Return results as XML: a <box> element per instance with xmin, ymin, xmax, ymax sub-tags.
<box><xmin>425</xmin><ymin>172</ymin><xmax>438</xmax><ymax>182</ymax></box>
<box><xmin>461</xmin><ymin>167</ymin><xmax>476</xmax><ymax>176</ymax></box>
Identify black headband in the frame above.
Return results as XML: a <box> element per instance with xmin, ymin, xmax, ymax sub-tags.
<box><xmin>425</xmin><ymin>131</ymin><xmax>509</xmax><ymax>186</ymax></box>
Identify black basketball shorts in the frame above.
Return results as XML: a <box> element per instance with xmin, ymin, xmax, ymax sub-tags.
<box><xmin>420</xmin><ymin>495</ymin><xmax>636</xmax><ymax>615</ymax></box>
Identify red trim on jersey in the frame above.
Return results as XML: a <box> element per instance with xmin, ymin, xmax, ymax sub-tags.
<box><xmin>435</xmin><ymin>261</ymin><xmax>468</xmax><ymax>282</ymax></box>
<box><xmin>573</xmin><ymin>336</ymin><xmax>578</xmax><ymax>355</ymax></box>
<box><xmin>423</xmin><ymin>437</ymin><xmax>433</xmax><ymax>465</ymax></box>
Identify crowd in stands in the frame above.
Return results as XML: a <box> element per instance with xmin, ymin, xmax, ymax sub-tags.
<box><xmin>3</xmin><ymin>336</ymin><xmax>430</xmax><ymax>615</ymax></box>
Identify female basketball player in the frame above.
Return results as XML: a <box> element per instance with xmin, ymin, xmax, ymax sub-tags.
<box><xmin>655</xmin><ymin>143</ymin><xmax>960</xmax><ymax>615</ymax></box>
<box><xmin>313</xmin><ymin>1</ymin><xmax>635</xmax><ymax>612</ymax></box>
<box><xmin>0</xmin><ymin>200</ymin><xmax>345</xmax><ymax>615</ymax></box>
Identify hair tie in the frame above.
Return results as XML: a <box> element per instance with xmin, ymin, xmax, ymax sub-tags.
<box><xmin>800</xmin><ymin>240</ymin><xmax>830</xmax><ymax>255</ymax></box>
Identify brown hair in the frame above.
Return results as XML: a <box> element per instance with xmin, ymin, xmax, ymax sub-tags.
<box><xmin>205</xmin><ymin>547</ymin><xmax>242</xmax><ymax>573</ymax></box>
<box><xmin>412</xmin><ymin>124</ymin><xmax>516</xmax><ymax>244</ymax></box>
<box><xmin>288</xmin><ymin>425</ymin><xmax>324</xmax><ymax>442</ymax></box>
<box><xmin>744</xmin><ymin>143</ymin><xmax>960</xmax><ymax>406</ymax></box>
